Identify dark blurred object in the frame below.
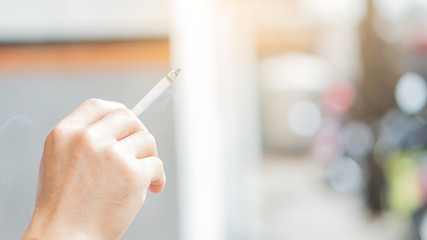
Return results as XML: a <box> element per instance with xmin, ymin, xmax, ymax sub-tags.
<box><xmin>355</xmin><ymin>0</ymin><xmax>401</xmax><ymax>121</ymax></box>
<box><xmin>355</xmin><ymin>0</ymin><xmax>402</xmax><ymax>214</ymax></box>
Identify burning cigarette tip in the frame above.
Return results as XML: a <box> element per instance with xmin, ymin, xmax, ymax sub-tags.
<box><xmin>167</xmin><ymin>68</ymin><xmax>182</xmax><ymax>82</ymax></box>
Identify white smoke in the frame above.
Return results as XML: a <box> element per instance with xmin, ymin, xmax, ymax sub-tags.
<box><xmin>144</xmin><ymin>89</ymin><xmax>176</xmax><ymax>113</ymax></box>
<box><xmin>0</xmin><ymin>115</ymin><xmax>34</xmax><ymax>131</ymax></box>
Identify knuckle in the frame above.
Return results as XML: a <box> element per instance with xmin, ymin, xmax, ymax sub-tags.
<box><xmin>74</xmin><ymin>128</ymin><xmax>99</xmax><ymax>147</ymax></box>
<box><xmin>147</xmin><ymin>133</ymin><xmax>157</xmax><ymax>150</ymax></box>
<box><xmin>84</xmin><ymin>98</ymin><xmax>104</xmax><ymax>107</ymax></box>
<box><xmin>152</xmin><ymin>157</ymin><xmax>164</xmax><ymax>170</ymax></box>
<box><xmin>140</xmin><ymin>131</ymin><xmax>156</xmax><ymax>145</ymax></box>
<box><xmin>110</xmin><ymin>101</ymin><xmax>127</xmax><ymax>109</ymax></box>
<box><xmin>79</xmin><ymin>128</ymin><xmax>94</xmax><ymax>141</ymax></box>
<box><xmin>142</xmin><ymin>132</ymin><xmax>157</xmax><ymax>156</ymax></box>
<box><xmin>47</xmin><ymin>123</ymin><xmax>68</xmax><ymax>141</ymax></box>
<box><xmin>145</xmin><ymin>132</ymin><xmax>156</xmax><ymax>143</ymax></box>
<box><xmin>107</xmin><ymin>144</ymin><xmax>126</xmax><ymax>160</ymax></box>
<box><xmin>116</xmin><ymin>162</ymin><xmax>139</xmax><ymax>185</ymax></box>
<box><xmin>125</xmin><ymin>167</ymin><xmax>140</xmax><ymax>184</ymax></box>
<box><xmin>114</xmin><ymin>108</ymin><xmax>144</xmax><ymax>129</ymax></box>
<box><xmin>84</xmin><ymin>98</ymin><xmax>126</xmax><ymax>111</ymax></box>
<box><xmin>114</xmin><ymin>107</ymin><xmax>135</xmax><ymax>118</ymax></box>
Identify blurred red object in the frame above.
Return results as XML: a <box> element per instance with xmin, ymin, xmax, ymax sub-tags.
<box><xmin>418</xmin><ymin>168</ymin><xmax>427</xmax><ymax>201</ymax></box>
<box><xmin>412</xmin><ymin>30</ymin><xmax>427</xmax><ymax>53</ymax></box>
<box><xmin>323</xmin><ymin>80</ymin><xmax>356</xmax><ymax>113</ymax></box>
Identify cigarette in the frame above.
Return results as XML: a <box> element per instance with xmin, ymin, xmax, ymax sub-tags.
<box><xmin>131</xmin><ymin>68</ymin><xmax>181</xmax><ymax>116</ymax></box>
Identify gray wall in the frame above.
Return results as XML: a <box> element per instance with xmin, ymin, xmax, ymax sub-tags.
<box><xmin>0</xmin><ymin>68</ymin><xmax>178</xmax><ymax>239</ymax></box>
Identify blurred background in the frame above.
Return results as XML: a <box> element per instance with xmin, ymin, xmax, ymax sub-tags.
<box><xmin>1</xmin><ymin>0</ymin><xmax>427</xmax><ymax>239</ymax></box>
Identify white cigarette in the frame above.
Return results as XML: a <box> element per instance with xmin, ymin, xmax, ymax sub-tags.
<box><xmin>131</xmin><ymin>68</ymin><xmax>181</xmax><ymax>116</ymax></box>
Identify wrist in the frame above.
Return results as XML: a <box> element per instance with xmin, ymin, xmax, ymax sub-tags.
<box><xmin>22</xmin><ymin>213</ymin><xmax>93</xmax><ymax>240</ymax></box>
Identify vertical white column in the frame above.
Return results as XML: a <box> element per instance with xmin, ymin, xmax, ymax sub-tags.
<box><xmin>169</xmin><ymin>1</ymin><xmax>226</xmax><ymax>240</ymax></box>
<box><xmin>214</xmin><ymin>4</ymin><xmax>262</xmax><ymax>239</ymax></box>
<box><xmin>170</xmin><ymin>1</ymin><xmax>262</xmax><ymax>240</ymax></box>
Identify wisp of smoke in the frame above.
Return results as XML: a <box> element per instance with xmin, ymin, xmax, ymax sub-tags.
<box><xmin>144</xmin><ymin>89</ymin><xmax>176</xmax><ymax>113</ymax></box>
<box><xmin>0</xmin><ymin>115</ymin><xmax>34</xmax><ymax>131</ymax></box>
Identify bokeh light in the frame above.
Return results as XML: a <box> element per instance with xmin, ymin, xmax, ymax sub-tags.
<box><xmin>323</xmin><ymin>81</ymin><xmax>356</xmax><ymax>114</ymax></box>
<box><xmin>327</xmin><ymin>156</ymin><xmax>364</xmax><ymax>194</ymax></box>
<box><xmin>395</xmin><ymin>72</ymin><xmax>427</xmax><ymax>115</ymax></box>
<box><xmin>340</xmin><ymin>121</ymin><xmax>374</xmax><ymax>160</ymax></box>
<box><xmin>287</xmin><ymin>100</ymin><xmax>322</xmax><ymax>137</ymax></box>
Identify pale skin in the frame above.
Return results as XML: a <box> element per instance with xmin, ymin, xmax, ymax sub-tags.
<box><xmin>22</xmin><ymin>98</ymin><xmax>166</xmax><ymax>240</ymax></box>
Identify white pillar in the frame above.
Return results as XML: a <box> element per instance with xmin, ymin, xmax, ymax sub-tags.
<box><xmin>170</xmin><ymin>1</ymin><xmax>262</xmax><ymax>239</ymax></box>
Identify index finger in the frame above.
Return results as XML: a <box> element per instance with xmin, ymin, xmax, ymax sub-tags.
<box><xmin>61</xmin><ymin>98</ymin><xmax>126</xmax><ymax>127</ymax></box>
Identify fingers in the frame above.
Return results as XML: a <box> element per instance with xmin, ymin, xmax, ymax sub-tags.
<box><xmin>137</xmin><ymin>157</ymin><xmax>166</xmax><ymax>194</ymax></box>
<box><xmin>90</xmin><ymin>108</ymin><xmax>147</xmax><ymax>140</ymax></box>
<box><xmin>62</xmin><ymin>98</ymin><xmax>126</xmax><ymax>127</ymax></box>
<box><xmin>66</xmin><ymin>98</ymin><xmax>165</xmax><ymax>193</ymax></box>
<box><xmin>116</xmin><ymin>131</ymin><xmax>164</xmax><ymax>193</ymax></box>
<box><xmin>117</xmin><ymin>131</ymin><xmax>157</xmax><ymax>158</ymax></box>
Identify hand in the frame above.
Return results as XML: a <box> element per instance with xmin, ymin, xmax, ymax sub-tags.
<box><xmin>22</xmin><ymin>99</ymin><xmax>166</xmax><ymax>240</ymax></box>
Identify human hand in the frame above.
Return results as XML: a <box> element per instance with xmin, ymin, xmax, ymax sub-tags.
<box><xmin>22</xmin><ymin>99</ymin><xmax>166</xmax><ymax>240</ymax></box>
